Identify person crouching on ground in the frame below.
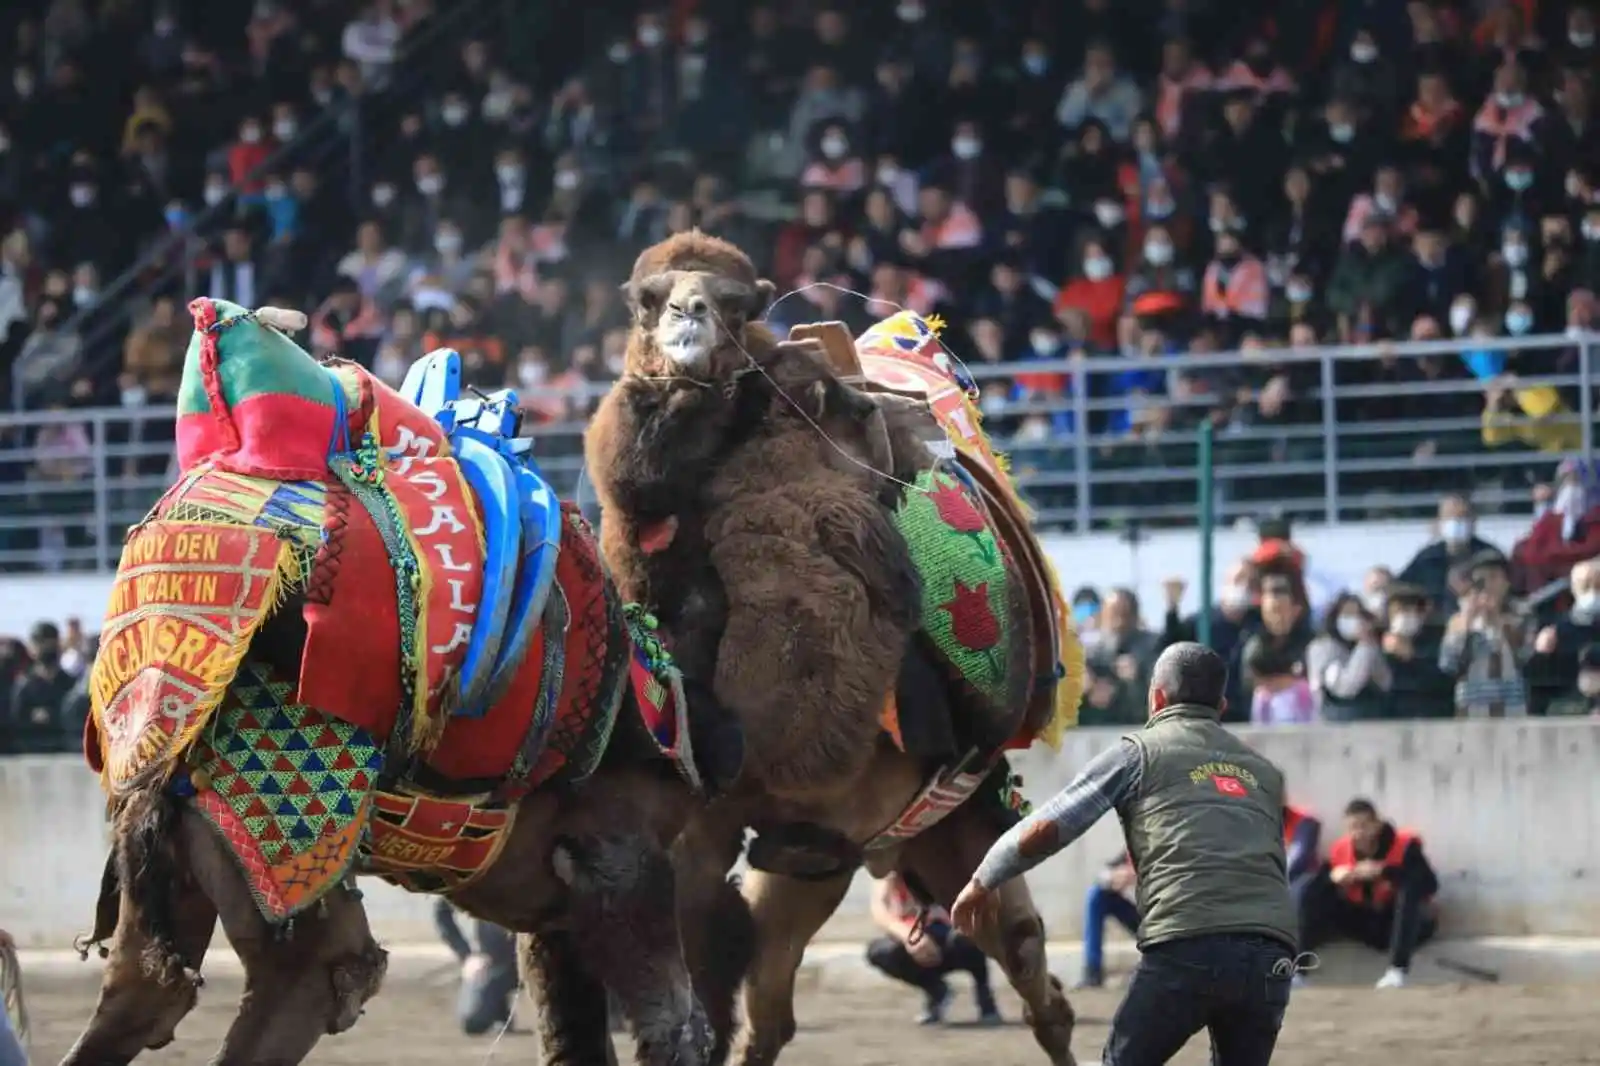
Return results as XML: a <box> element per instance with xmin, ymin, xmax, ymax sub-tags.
<box><xmin>433</xmin><ymin>898</ymin><xmax>519</xmax><ymax>1034</ymax></box>
<box><xmin>865</xmin><ymin>871</ymin><xmax>1000</xmax><ymax>1026</ymax></box>
<box><xmin>1296</xmin><ymin>797</ymin><xmax>1438</xmax><ymax>988</ymax></box>
<box><xmin>952</xmin><ymin>642</ymin><xmax>1300</xmax><ymax>1066</ymax></box>
<box><xmin>1077</xmin><ymin>851</ymin><xmax>1137</xmax><ymax>988</ymax></box>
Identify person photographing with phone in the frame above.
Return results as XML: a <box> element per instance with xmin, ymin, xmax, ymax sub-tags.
<box><xmin>951</xmin><ymin>642</ymin><xmax>1299</xmax><ymax>1066</ymax></box>
<box><xmin>1439</xmin><ymin>552</ymin><xmax>1528</xmax><ymax>717</ymax></box>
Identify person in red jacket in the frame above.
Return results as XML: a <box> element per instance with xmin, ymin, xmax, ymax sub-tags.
<box><xmin>1053</xmin><ymin>235</ymin><xmax>1126</xmax><ymax>349</ymax></box>
<box><xmin>1297</xmin><ymin>798</ymin><xmax>1438</xmax><ymax>989</ymax></box>
<box><xmin>1511</xmin><ymin>459</ymin><xmax>1600</xmax><ymax>595</ymax></box>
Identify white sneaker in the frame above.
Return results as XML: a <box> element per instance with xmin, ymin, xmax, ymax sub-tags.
<box><xmin>1375</xmin><ymin>967</ymin><xmax>1408</xmax><ymax>989</ymax></box>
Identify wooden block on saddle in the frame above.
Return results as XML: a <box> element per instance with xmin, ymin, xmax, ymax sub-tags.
<box><xmin>788</xmin><ymin>321</ymin><xmax>863</xmax><ymax>381</ymax></box>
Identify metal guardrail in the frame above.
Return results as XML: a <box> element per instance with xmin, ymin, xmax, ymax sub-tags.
<box><xmin>0</xmin><ymin>333</ymin><xmax>1592</xmax><ymax>571</ymax></box>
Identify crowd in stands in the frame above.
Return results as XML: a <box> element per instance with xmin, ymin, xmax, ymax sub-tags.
<box><xmin>4</xmin><ymin>0</ymin><xmax>1600</xmax><ymax>743</ymax></box>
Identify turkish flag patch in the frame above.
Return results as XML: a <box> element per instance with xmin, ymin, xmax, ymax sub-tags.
<box><xmin>1212</xmin><ymin>775</ymin><xmax>1247</xmax><ymax>797</ymax></box>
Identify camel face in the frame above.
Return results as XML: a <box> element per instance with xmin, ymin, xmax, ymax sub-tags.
<box><xmin>624</xmin><ymin>267</ymin><xmax>775</xmax><ymax>379</ymax></box>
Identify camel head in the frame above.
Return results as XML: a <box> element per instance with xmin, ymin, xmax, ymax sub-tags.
<box><xmin>622</xmin><ymin>231</ymin><xmax>777</xmax><ymax>378</ymax></box>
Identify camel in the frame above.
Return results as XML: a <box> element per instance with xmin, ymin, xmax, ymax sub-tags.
<box><xmin>584</xmin><ymin>232</ymin><xmax>1085</xmax><ymax>1066</ymax></box>
<box><xmin>60</xmin><ymin>300</ymin><xmax>727</xmax><ymax>1066</ymax></box>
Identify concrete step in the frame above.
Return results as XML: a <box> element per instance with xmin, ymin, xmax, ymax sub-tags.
<box><xmin>19</xmin><ymin>936</ymin><xmax>1600</xmax><ymax>987</ymax></box>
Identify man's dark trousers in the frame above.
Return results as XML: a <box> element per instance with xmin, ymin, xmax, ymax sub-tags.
<box><xmin>1103</xmin><ymin>933</ymin><xmax>1293</xmax><ymax>1066</ymax></box>
<box><xmin>865</xmin><ymin>921</ymin><xmax>997</xmax><ymax>1012</ymax></box>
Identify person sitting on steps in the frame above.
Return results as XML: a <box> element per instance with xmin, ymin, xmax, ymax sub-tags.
<box><xmin>864</xmin><ymin>872</ymin><xmax>1001</xmax><ymax>1026</ymax></box>
<box><xmin>1077</xmin><ymin>851</ymin><xmax>1138</xmax><ymax>988</ymax></box>
<box><xmin>1296</xmin><ymin>797</ymin><xmax>1438</xmax><ymax>989</ymax></box>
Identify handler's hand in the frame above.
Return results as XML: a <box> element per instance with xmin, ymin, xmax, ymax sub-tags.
<box><xmin>1352</xmin><ymin>859</ymin><xmax>1385</xmax><ymax>881</ymax></box>
<box><xmin>951</xmin><ymin>879</ymin><xmax>998</xmax><ymax>937</ymax></box>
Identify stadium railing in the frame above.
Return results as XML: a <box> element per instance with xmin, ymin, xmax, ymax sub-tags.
<box><xmin>0</xmin><ymin>333</ymin><xmax>1592</xmax><ymax>571</ymax></box>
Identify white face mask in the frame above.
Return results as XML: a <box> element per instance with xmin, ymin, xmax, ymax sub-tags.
<box><xmin>1449</xmin><ymin>302</ymin><xmax>1474</xmax><ymax>334</ymax></box>
<box><xmin>482</xmin><ymin>90</ymin><xmax>512</xmax><ymax>121</ymax></box>
<box><xmin>1336</xmin><ymin>615</ymin><xmax>1365</xmax><ymax>641</ymax></box>
<box><xmin>496</xmin><ymin>163</ymin><xmax>524</xmax><ymax>184</ymax></box>
<box><xmin>1363</xmin><ymin>591</ymin><xmax>1387</xmax><ymax>615</ymax></box>
<box><xmin>608</xmin><ymin>43</ymin><xmax>630</xmax><ymax>63</ymax></box>
<box><xmin>1287</xmin><ymin>282</ymin><xmax>1312</xmax><ymax>303</ymax></box>
<box><xmin>1497</xmin><ymin>92</ymin><xmax>1525</xmax><ymax>109</ymax></box>
<box><xmin>1329</xmin><ymin>122</ymin><xmax>1354</xmax><ymax>143</ymax></box>
<box><xmin>1145</xmin><ymin>199</ymin><xmax>1175</xmax><ymax>219</ymax></box>
<box><xmin>204</xmin><ymin>183</ymin><xmax>228</xmax><ymax>206</ymax></box>
<box><xmin>73</xmin><ymin>285</ymin><xmax>95</xmax><ymax>306</ymax></box>
<box><xmin>637</xmin><ymin>25</ymin><xmax>664</xmax><ymax>47</ymax></box>
<box><xmin>435</xmin><ymin>231</ymin><xmax>462</xmax><ymax>255</ymax></box>
<box><xmin>952</xmin><ymin>136</ymin><xmax>981</xmax><ymax>160</ymax></box>
<box><xmin>120</xmin><ymin>383</ymin><xmax>148</xmax><ymax>407</ymax></box>
<box><xmin>69</xmin><ymin>184</ymin><xmax>96</xmax><ymax>208</ymax></box>
<box><xmin>1441</xmin><ymin>517</ymin><xmax>1472</xmax><ymax>544</ymax></box>
<box><xmin>264</xmin><ymin>183</ymin><xmax>287</xmax><ymax>200</ymax></box>
<box><xmin>1576</xmin><ymin>591</ymin><xmax>1600</xmax><ymax>614</ymax></box>
<box><xmin>1350</xmin><ymin>42</ymin><xmax>1378</xmax><ymax>63</ymax></box>
<box><xmin>820</xmin><ymin>135</ymin><xmax>848</xmax><ymax>160</ymax></box>
<box><xmin>897</xmin><ymin>3</ymin><xmax>925</xmax><ymax>22</ymax></box>
<box><xmin>1502</xmin><ymin>241</ymin><xmax>1528</xmax><ymax>266</ymax></box>
<box><xmin>518</xmin><ymin>360</ymin><xmax>547</xmax><ymax>386</ymax></box>
<box><xmin>1374</xmin><ymin>192</ymin><xmax>1395</xmax><ymax>212</ymax></box>
<box><xmin>417</xmin><ymin>174</ymin><xmax>443</xmax><ymax>196</ymax></box>
<box><xmin>0</xmin><ymin>132</ymin><xmax>11</xmax><ymax>152</ymax></box>
<box><xmin>1573</xmin><ymin>30</ymin><xmax>1596</xmax><ymax>48</ymax></box>
<box><xmin>1093</xmin><ymin>201</ymin><xmax>1124</xmax><ymax>228</ymax></box>
<box><xmin>273</xmin><ymin>119</ymin><xmax>297</xmax><ymax>140</ymax></box>
<box><xmin>1022</xmin><ymin>53</ymin><xmax>1048</xmax><ymax>75</ymax></box>
<box><xmin>877</xmin><ymin>164</ymin><xmax>900</xmax><ymax>186</ymax></box>
<box><xmin>1144</xmin><ymin>238</ymin><xmax>1173</xmax><ymax>265</ymax></box>
<box><xmin>1506</xmin><ymin>309</ymin><xmax>1533</xmax><ymax>335</ymax></box>
<box><xmin>554</xmin><ymin>169</ymin><xmax>580</xmax><ymax>191</ymax></box>
<box><xmin>240</xmin><ymin>125</ymin><xmax>262</xmax><ymax>144</ymax></box>
<box><xmin>1029</xmin><ymin>331</ymin><xmax>1057</xmax><ymax>352</ymax></box>
<box><xmin>1390</xmin><ymin>614</ymin><xmax>1422</xmax><ymax>639</ymax></box>
<box><xmin>441</xmin><ymin>104</ymin><xmax>469</xmax><ymax>127</ymax></box>
<box><xmin>372</xmin><ymin>184</ymin><xmax>395</xmax><ymax>207</ymax></box>
<box><xmin>1580</xmin><ymin>672</ymin><xmax>1600</xmax><ymax>697</ymax></box>
<box><xmin>1083</xmin><ymin>255</ymin><xmax>1112</xmax><ymax>281</ymax></box>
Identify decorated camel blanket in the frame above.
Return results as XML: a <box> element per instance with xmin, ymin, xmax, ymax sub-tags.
<box><xmin>86</xmin><ymin>298</ymin><xmax>680</xmax><ymax>919</ymax></box>
<box><xmin>854</xmin><ymin>311</ymin><xmax>1083</xmax><ymax>748</ymax></box>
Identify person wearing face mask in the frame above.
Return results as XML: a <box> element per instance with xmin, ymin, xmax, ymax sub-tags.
<box><xmin>800</xmin><ymin>124</ymin><xmax>866</xmax><ymax>195</ymax></box>
<box><xmin>1326</xmin><ymin>216</ymin><xmax>1409</xmax><ymax>339</ymax></box>
<box><xmin>1080</xmin><ymin>589</ymin><xmax>1162</xmax><ymax>726</ymax></box>
<box><xmin>1053</xmin><ymin>235</ymin><xmax>1126</xmax><ymax>349</ymax></box>
<box><xmin>1398</xmin><ymin>495</ymin><xmax>1502</xmax><ymax>619</ymax></box>
<box><xmin>227</xmin><ymin>117</ymin><xmax>273</xmax><ymax>194</ymax></box>
<box><xmin>1470</xmin><ymin>60</ymin><xmax>1542</xmax><ymax>186</ymax></box>
<box><xmin>932</xmin><ymin>119</ymin><xmax>1003</xmax><ymax>218</ymax></box>
<box><xmin>1511</xmin><ymin>460</ymin><xmax>1600</xmax><ymax>596</ymax></box>
<box><xmin>9</xmin><ymin>622</ymin><xmax>73</xmax><ymax>754</ymax></box>
<box><xmin>1126</xmin><ymin>222</ymin><xmax>1198</xmax><ymax>309</ymax></box>
<box><xmin>1525</xmin><ymin>560</ymin><xmax>1600</xmax><ymax>714</ymax></box>
<box><xmin>1160</xmin><ymin>561</ymin><xmax>1261</xmax><ymax>711</ymax></box>
<box><xmin>1200</xmin><ymin>231</ymin><xmax>1268</xmax><ymax>339</ymax></box>
<box><xmin>1439</xmin><ymin>552</ymin><xmax>1531</xmax><ymax>717</ymax></box>
<box><xmin>1381</xmin><ymin>585</ymin><xmax>1455</xmax><ymax>719</ymax></box>
<box><xmin>1330</xmin><ymin>28</ymin><xmax>1400</xmax><ymax>120</ymax></box>
<box><xmin>1305</xmin><ymin>593</ymin><xmax>1394</xmax><ymax>721</ymax></box>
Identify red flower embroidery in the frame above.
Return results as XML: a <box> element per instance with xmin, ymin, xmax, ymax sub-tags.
<box><xmin>927</xmin><ymin>476</ymin><xmax>986</xmax><ymax>534</ymax></box>
<box><xmin>940</xmin><ymin>579</ymin><xmax>1000</xmax><ymax>651</ymax></box>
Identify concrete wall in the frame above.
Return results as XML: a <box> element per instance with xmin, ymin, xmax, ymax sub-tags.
<box><xmin>2</xmin><ymin>719</ymin><xmax>1595</xmax><ymax>948</ymax></box>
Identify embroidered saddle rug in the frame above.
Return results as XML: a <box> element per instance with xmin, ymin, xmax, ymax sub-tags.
<box><xmin>85</xmin><ymin>298</ymin><xmax>691</xmax><ymax>921</ymax></box>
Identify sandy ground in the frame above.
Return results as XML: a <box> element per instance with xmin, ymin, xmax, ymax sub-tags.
<box><xmin>17</xmin><ymin>963</ymin><xmax>1598</xmax><ymax>1066</ymax></box>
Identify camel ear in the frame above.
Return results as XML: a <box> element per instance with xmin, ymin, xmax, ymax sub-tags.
<box><xmin>750</xmin><ymin>278</ymin><xmax>776</xmax><ymax>318</ymax></box>
<box><xmin>622</xmin><ymin>273</ymin><xmax>675</xmax><ymax>314</ymax></box>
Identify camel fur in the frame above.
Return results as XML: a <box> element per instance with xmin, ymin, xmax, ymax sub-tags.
<box><xmin>585</xmin><ymin>230</ymin><xmax>940</xmax><ymax>794</ymax></box>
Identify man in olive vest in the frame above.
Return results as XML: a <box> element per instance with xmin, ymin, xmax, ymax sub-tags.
<box><xmin>952</xmin><ymin>642</ymin><xmax>1299</xmax><ymax>1066</ymax></box>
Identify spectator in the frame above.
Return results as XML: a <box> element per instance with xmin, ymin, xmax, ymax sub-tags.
<box><xmin>865</xmin><ymin>872</ymin><xmax>998</xmax><ymax>1026</ymax></box>
<box><xmin>1076</xmin><ymin>852</ymin><xmax>1137</xmax><ymax>989</ymax></box>
<box><xmin>1399</xmin><ymin>495</ymin><xmax>1504</xmax><ymax>618</ymax></box>
<box><xmin>1381</xmin><ymin>584</ymin><xmax>1455</xmax><ymax>719</ymax></box>
<box><xmin>1511</xmin><ymin>460</ymin><xmax>1600</xmax><ymax>595</ymax></box>
<box><xmin>1159</xmin><ymin>562</ymin><xmax>1258</xmax><ymax>709</ymax></box>
<box><xmin>1056</xmin><ymin>39</ymin><xmax>1142</xmax><ymax>141</ymax></box>
<box><xmin>1081</xmin><ymin>588</ymin><xmax>1160</xmax><ymax>726</ymax></box>
<box><xmin>8</xmin><ymin>622</ymin><xmax>73</xmax><ymax>753</ymax></box>
<box><xmin>1326</xmin><ymin>216</ymin><xmax>1412</xmax><ymax>340</ymax></box>
<box><xmin>338</xmin><ymin>221</ymin><xmax>409</xmax><ymax>308</ymax></box>
<box><xmin>1306</xmin><ymin>592</ymin><xmax>1394</xmax><ymax>721</ymax></box>
<box><xmin>1525</xmin><ymin>560</ymin><xmax>1600</xmax><ymax>715</ymax></box>
<box><xmin>1053</xmin><ymin>234</ymin><xmax>1124</xmax><ymax>350</ymax></box>
<box><xmin>1240</xmin><ymin>568</ymin><xmax>1314</xmax><ymax>715</ymax></box>
<box><xmin>1297</xmin><ymin>798</ymin><xmax>1439</xmax><ymax>989</ymax></box>
<box><xmin>1440</xmin><ymin>553</ymin><xmax>1530</xmax><ymax>717</ymax></box>
<box><xmin>433</xmin><ymin>899</ymin><xmax>518</xmax><ymax>1036</ymax></box>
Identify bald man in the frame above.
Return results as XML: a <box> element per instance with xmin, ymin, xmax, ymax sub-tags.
<box><xmin>952</xmin><ymin>642</ymin><xmax>1299</xmax><ymax>1066</ymax></box>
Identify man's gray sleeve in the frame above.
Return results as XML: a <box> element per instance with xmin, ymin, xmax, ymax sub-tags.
<box><xmin>972</xmin><ymin>738</ymin><xmax>1143</xmax><ymax>890</ymax></box>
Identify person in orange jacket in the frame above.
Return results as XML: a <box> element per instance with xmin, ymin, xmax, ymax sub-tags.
<box><xmin>1297</xmin><ymin>798</ymin><xmax>1438</xmax><ymax>989</ymax></box>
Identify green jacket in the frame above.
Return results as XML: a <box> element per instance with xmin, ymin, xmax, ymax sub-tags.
<box><xmin>1121</xmin><ymin>704</ymin><xmax>1298</xmax><ymax>949</ymax></box>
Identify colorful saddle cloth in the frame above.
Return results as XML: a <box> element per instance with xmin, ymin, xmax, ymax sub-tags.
<box><xmin>852</xmin><ymin>312</ymin><xmax>1083</xmax><ymax>748</ymax></box>
<box><xmin>86</xmin><ymin>299</ymin><xmax>691</xmax><ymax>921</ymax></box>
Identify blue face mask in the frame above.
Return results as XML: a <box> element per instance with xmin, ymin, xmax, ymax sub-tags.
<box><xmin>1506</xmin><ymin>169</ymin><xmax>1534</xmax><ymax>192</ymax></box>
<box><xmin>1073</xmin><ymin>601</ymin><xmax>1098</xmax><ymax>627</ymax></box>
<box><xmin>164</xmin><ymin>205</ymin><xmax>187</xmax><ymax>228</ymax></box>
<box><xmin>1506</xmin><ymin>310</ymin><xmax>1533</xmax><ymax>335</ymax></box>
<box><xmin>1022</xmin><ymin>54</ymin><xmax>1048</xmax><ymax>76</ymax></box>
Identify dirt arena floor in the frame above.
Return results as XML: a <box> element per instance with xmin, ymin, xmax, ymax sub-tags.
<box><xmin>20</xmin><ymin>966</ymin><xmax>1597</xmax><ymax>1065</ymax></box>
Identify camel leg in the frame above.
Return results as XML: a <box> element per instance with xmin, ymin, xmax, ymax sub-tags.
<box><xmin>519</xmin><ymin>928</ymin><xmax>620</xmax><ymax>1066</ymax></box>
<box><xmin>60</xmin><ymin>858</ymin><xmax>218</xmax><ymax>1065</ymax></box>
<box><xmin>672</xmin><ymin>802</ymin><xmax>755</xmax><ymax>1065</ymax></box>
<box><xmin>902</xmin><ymin>804</ymin><xmax>1076</xmax><ymax>1066</ymax></box>
<box><xmin>729</xmin><ymin>868</ymin><xmax>854</xmax><ymax>1066</ymax></box>
<box><xmin>555</xmin><ymin>833</ymin><xmax>710</xmax><ymax>1066</ymax></box>
<box><xmin>175</xmin><ymin>810</ymin><xmax>386</xmax><ymax>1065</ymax></box>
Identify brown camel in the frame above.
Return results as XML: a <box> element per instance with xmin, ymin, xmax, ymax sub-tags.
<box><xmin>584</xmin><ymin>232</ymin><xmax>1080</xmax><ymax>1066</ymax></box>
<box><xmin>60</xmin><ymin>301</ymin><xmax>722</xmax><ymax>1066</ymax></box>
